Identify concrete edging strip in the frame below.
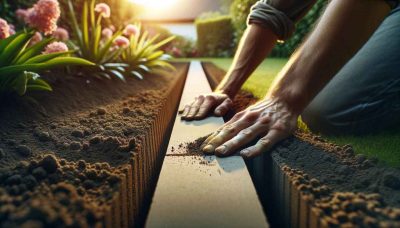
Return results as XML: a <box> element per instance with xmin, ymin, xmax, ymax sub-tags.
<box><xmin>145</xmin><ymin>61</ymin><xmax>269</xmax><ymax>227</ymax></box>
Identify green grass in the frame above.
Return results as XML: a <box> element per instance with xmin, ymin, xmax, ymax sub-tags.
<box><xmin>177</xmin><ymin>57</ymin><xmax>400</xmax><ymax>167</ymax></box>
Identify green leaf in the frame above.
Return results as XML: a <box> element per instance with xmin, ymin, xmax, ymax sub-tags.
<box><xmin>108</xmin><ymin>69</ymin><xmax>126</xmax><ymax>81</ymax></box>
<box><xmin>82</xmin><ymin>0</ymin><xmax>90</xmax><ymax>57</ymax></box>
<box><xmin>131</xmin><ymin>71</ymin><xmax>144</xmax><ymax>80</ymax></box>
<box><xmin>24</xmin><ymin>51</ymin><xmax>74</xmax><ymax>64</ymax></box>
<box><xmin>26</xmin><ymin>78</ymin><xmax>52</xmax><ymax>92</ymax></box>
<box><xmin>14</xmin><ymin>38</ymin><xmax>55</xmax><ymax>64</ymax></box>
<box><xmin>97</xmin><ymin>31</ymin><xmax>122</xmax><ymax>63</ymax></box>
<box><xmin>0</xmin><ymin>31</ymin><xmax>23</xmax><ymax>53</ymax></box>
<box><xmin>0</xmin><ymin>32</ymin><xmax>32</xmax><ymax>67</ymax></box>
<box><xmin>67</xmin><ymin>0</ymin><xmax>84</xmax><ymax>50</ymax></box>
<box><xmin>12</xmin><ymin>72</ymin><xmax>28</xmax><ymax>96</ymax></box>
<box><xmin>0</xmin><ymin>57</ymin><xmax>94</xmax><ymax>75</ymax></box>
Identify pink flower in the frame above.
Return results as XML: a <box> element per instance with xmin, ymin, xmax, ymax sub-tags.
<box><xmin>42</xmin><ymin>41</ymin><xmax>68</xmax><ymax>54</ymax></box>
<box><xmin>123</xmin><ymin>24</ymin><xmax>139</xmax><ymax>37</ymax></box>
<box><xmin>113</xmin><ymin>36</ymin><xmax>130</xmax><ymax>48</ymax></box>
<box><xmin>102</xmin><ymin>28</ymin><xmax>113</xmax><ymax>40</ymax></box>
<box><xmin>171</xmin><ymin>47</ymin><xmax>182</xmax><ymax>57</ymax></box>
<box><xmin>29</xmin><ymin>32</ymin><xmax>43</xmax><ymax>46</ymax></box>
<box><xmin>16</xmin><ymin>9</ymin><xmax>30</xmax><ymax>23</ymax></box>
<box><xmin>95</xmin><ymin>3</ymin><xmax>111</xmax><ymax>18</ymax></box>
<box><xmin>0</xmin><ymin>18</ymin><xmax>10</xmax><ymax>39</ymax></box>
<box><xmin>28</xmin><ymin>0</ymin><xmax>61</xmax><ymax>35</ymax></box>
<box><xmin>9</xmin><ymin>24</ymin><xmax>16</xmax><ymax>35</ymax></box>
<box><xmin>52</xmin><ymin>27</ymin><xmax>69</xmax><ymax>41</ymax></box>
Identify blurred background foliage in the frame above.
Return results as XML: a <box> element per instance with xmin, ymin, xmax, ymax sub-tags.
<box><xmin>0</xmin><ymin>0</ymin><xmax>139</xmax><ymax>29</ymax></box>
<box><xmin>196</xmin><ymin>0</ymin><xmax>328</xmax><ymax>58</ymax></box>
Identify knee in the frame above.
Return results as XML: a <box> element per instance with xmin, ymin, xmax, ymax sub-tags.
<box><xmin>301</xmin><ymin>102</ymin><xmax>339</xmax><ymax>135</ymax></box>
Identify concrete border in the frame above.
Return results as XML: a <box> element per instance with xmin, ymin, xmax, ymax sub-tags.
<box><xmin>146</xmin><ymin>62</ymin><xmax>269</xmax><ymax>228</ymax></box>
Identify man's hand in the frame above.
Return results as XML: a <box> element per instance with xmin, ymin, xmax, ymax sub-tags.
<box><xmin>180</xmin><ymin>92</ymin><xmax>233</xmax><ymax>120</ymax></box>
<box><xmin>201</xmin><ymin>98</ymin><xmax>298</xmax><ymax>158</ymax></box>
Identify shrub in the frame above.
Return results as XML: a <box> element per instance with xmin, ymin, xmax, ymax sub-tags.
<box><xmin>195</xmin><ymin>15</ymin><xmax>234</xmax><ymax>57</ymax></box>
<box><xmin>143</xmin><ymin>24</ymin><xmax>197</xmax><ymax>58</ymax></box>
<box><xmin>270</xmin><ymin>0</ymin><xmax>327</xmax><ymax>57</ymax></box>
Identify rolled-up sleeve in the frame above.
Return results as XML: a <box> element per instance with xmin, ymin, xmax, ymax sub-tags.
<box><xmin>248</xmin><ymin>0</ymin><xmax>400</xmax><ymax>41</ymax></box>
<box><xmin>248</xmin><ymin>0</ymin><xmax>316</xmax><ymax>40</ymax></box>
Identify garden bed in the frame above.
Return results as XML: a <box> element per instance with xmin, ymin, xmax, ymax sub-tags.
<box><xmin>0</xmin><ymin>63</ymin><xmax>188</xmax><ymax>227</ymax></box>
<box><xmin>202</xmin><ymin>62</ymin><xmax>400</xmax><ymax>227</ymax></box>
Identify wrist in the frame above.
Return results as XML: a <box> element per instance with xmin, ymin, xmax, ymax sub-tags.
<box><xmin>267</xmin><ymin>86</ymin><xmax>307</xmax><ymax>115</ymax></box>
<box><xmin>215</xmin><ymin>87</ymin><xmax>236</xmax><ymax>100</ymax></box>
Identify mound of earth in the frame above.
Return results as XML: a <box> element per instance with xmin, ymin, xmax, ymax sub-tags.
<box><xmin>0</xmin><ymin>63</ymin><xmax>188</xmax><ymax>227</ymax></box>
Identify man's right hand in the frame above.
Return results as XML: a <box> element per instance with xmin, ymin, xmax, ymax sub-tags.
<box><xmin>180</xmin><ymin>92</ymin><xmax>233</xmax><ymax>120</ymax></box>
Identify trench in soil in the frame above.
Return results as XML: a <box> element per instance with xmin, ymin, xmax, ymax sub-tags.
<box><xmin>202</xmin><ymin>62</ymin><xmax>400</xmax><ymax>228</ymax></box>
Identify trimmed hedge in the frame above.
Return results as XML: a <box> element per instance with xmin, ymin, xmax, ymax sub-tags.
<box><xmin>195</xmin><ymin>15</ymin><xmax>235</xmax><ymax>57</ymax></box>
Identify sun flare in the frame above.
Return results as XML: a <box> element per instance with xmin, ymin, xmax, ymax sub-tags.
<box><xmin>130</xmin><ymin>0</ymin><xmax>179</xmax><ymax>9</ymax></box>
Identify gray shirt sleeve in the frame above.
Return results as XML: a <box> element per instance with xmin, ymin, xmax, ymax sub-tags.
<box><xmin>248</xmin><ymin>0</ymin><xmax>316</xmax><ymax>40</ymax></box>
<box><xmin>248</xmin><ymin>0</ymin><xmax>400</xmax><ymax>41</ymax></box>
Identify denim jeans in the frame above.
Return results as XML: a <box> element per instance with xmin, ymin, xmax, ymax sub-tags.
<box><xmin>302</xmin><ymin>6</ymin><xmax>400</xmax><ymax>135</ymax></box>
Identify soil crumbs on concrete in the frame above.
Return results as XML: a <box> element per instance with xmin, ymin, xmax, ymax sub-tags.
<box><xmin>0</xmin><ymin>64</ymin><xmax>187</xmax><ymax>227</ymax></box>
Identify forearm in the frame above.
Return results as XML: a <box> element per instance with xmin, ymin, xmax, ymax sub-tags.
<box><xmin>268</xmin><ymin>0</ymin><xmax>391</xmax><ymax>114</ymax></box>
<box><xmin>216</xmin><ymin>24</ymin><xmax>277</xmax><ymax>98</ymax></box>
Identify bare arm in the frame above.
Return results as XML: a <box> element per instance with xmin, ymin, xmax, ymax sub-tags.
<box><xmin>180</xmin><ymin>25</ymin><xmax>278</xmax><ymax>120</ymax></box>
<box><xmin>216</xmin><ymin>25</ymin><xmax>278</xmax><ymax>98</ymax></box>
<box><xmin>202</xmin><ymin>0</ymin><xmax>392</xmax><ymax>158</ymax></box>
<box><xmin>269</xmin><ymin>0</ymin><xmax>391</xmax><ymax>115</ymax></box>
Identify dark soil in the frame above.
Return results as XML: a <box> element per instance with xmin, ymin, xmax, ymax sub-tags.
<box><xmin>0</xmin><ymin>63</ymin><xmax>188</xmax><ymax>227</ymax></box>
<box><xmin>201</xmin><ymin>62</ymin><xmax>259</xmax><ymax>120</ymax></box>
<box><xmin>273</xmin><ymin>132</ymin><xmax>400</xmax><ymax>226</ymax></box>
<box><xmin>202</xmin><ymin>62</ymin><xmax>400</xmax><ymax>226</ymax></box>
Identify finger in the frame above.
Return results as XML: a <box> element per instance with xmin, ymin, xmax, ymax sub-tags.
<box><xmin>223</xmin><ymin>111</ymin><xmax>245</xmax><ymax>127</ymax></box>
<box><xmin>195</xmin><ymin>96</ymin><xmax>216</xmax><ymax>119</ymax></box>
<box><xmin>200</xmin><ymin>130</ymin><xmax>221</xmax><ymax>150</ymax></box>
<box><xmin>215</xmin><ymin>122</ymin><xmax>268</xmax><ymax>157</ymax></box>
<box><xmin>214</xmin><ymin>98</ymin><xmax>233</xmax><ymax>116</ymax></box>
<box><xmin>202</xmin><ymin>112</ymin><xmax>259</xmax><ymax>154</ymax></box>
<box><xmin>186</xmin><ymin>96</ymin><xmax>205</xmax><ymax>120</ymax></box>
<box><xmin>180</xmin><ymin>104</ymin><xmax>191</xmax><ymax>119</ymax></box>
<box><xmin>240</xmin><ymin>129</ymin><xmax>287</xmax><ymax>159</ymax></box>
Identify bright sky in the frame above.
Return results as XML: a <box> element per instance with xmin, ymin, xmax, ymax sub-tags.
<box><xmin>129</xmin><ymin>0</ymin><xmax>220</xmax><ymax>21</ymax></box>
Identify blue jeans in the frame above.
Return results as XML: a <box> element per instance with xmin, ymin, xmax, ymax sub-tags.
<box><xmin>302</xmin><ymin>6</ymin><xmax>400</xmax><ymax>135</ymax></box>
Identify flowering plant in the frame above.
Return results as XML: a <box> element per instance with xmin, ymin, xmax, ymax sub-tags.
<box><xmin>120</xmin><ymin>24</ymin><xmax>175</xmax><ymax>79</ymax></box>
<box><xmin>67</xmin><ymin>0</ymin><xmax>128</xmax><ymax>80</ymax></box>
<box><xmin>0</xmin><ymin>0</ymin><xmax>94</xmax><ymax>96</ymax></box>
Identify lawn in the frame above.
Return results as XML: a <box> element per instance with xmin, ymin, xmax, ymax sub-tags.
<box><xmin>179</xmin><ymin>58</ymin><xmax>400</xmax><ymax>167</ymax></box>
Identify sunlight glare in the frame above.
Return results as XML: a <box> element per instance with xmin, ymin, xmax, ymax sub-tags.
<box><xmin>130</xmin><ymin>0</ymin><xmax>179</xmax><ymax>9</ymax></box>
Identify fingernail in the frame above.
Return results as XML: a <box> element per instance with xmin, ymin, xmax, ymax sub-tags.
<box><xmin>240</xmin><ymin>149</ymin><xmax>249</xmax><ymax>156</ymax></box>
<box><xmin>202</xmin><ymin>145</ymin><xmax>214</xmax><ymax>153</ymax></box>
<box><xmin>215</xmin><ymin>145</ymin><xmax>227</xmax><ymax>154</ymax></box>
